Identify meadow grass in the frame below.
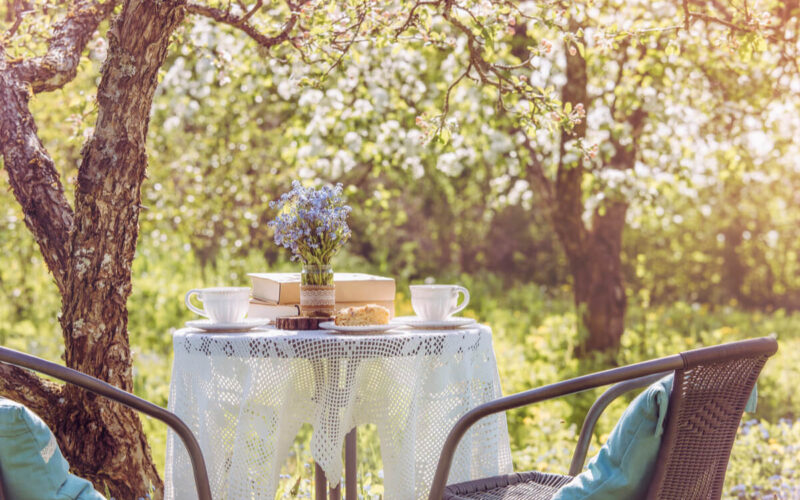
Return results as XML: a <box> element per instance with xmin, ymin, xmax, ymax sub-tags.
<box><xmin>1</xmin><ymin>253</ymin><xmax>797</xmax><ymax>499</ymax></box>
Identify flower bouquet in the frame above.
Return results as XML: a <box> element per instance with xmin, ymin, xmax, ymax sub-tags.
<box><xmin>269</xmin><ymin>181</ymin><xmax>351</xmax><ymax>316</ymax></box>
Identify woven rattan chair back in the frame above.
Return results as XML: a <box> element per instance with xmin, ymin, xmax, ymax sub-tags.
<box><xmin>645</xmin><ymin>337</ymin><xmax>776</xmax><ymax>499</ymax></box>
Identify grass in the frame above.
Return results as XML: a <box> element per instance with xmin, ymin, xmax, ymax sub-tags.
<box><xmin>0</xmin><ymin>249</ymin><xmax>797</xmax><ymax>499</ymax></box>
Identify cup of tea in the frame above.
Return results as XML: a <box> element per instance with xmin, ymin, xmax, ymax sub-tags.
<box><xmin>410</xmin><ymin>284</ymin><xmax>470</xmax><ymax>321</ymax></box>
<box><xmin>185</xmin><ymin>287</ymin><xmax>250</xmax><ymax>323</ymax></box>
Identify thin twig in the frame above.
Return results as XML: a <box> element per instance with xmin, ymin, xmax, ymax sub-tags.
<box><xmin>321</xmin><ymin>1</ymin><xmax>367</xmax><ymax>78</ymax></box>
<box><xmin>187</xmin><ymin>1</ymin><xmax>305</xmax><ymax>49</ymax></box>
<box><xmin>436</xmin><ymin>62</ymin><xmax>472</xmax><ymax>136</ymax></box>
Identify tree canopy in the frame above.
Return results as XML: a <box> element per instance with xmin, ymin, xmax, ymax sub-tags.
<box><xmin>1</xmin><ymin>0</ymin><xmax>799</xmax><ymax>495</ymax></box>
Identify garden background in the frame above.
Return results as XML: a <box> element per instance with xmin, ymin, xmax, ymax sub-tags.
<box><xmin>1</xmin><ymin>6</ymin><xmax>800</xmax><ymax>499</ymax></box>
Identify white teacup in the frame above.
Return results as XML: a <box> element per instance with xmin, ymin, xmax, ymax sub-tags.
<box><xmin>410</xmin><ymin>284</ymin><xmax>470</xmax><ymax>321</ymax></box>
<box><xmin>185</xmin><ymin>287</ymin><xmax>250</xmax><ymax>323</ymax></box>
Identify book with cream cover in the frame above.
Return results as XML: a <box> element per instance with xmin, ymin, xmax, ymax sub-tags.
<box><xmin>248</xmin><ymin>299</ymin><xmax>395</xmax><ymax>319</ymax></box>
<box><xmin>248</xmin><ymin>273</ymin><xmax>396</xmax><ymax>305</ymax></box>
<box><xmin>247</xmin><ymin>302</ymin><xmax>300</xmax><ymax>320</ymax></box>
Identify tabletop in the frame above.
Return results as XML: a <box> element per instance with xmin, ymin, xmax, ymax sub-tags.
<box><xmin>165</xmin><ymin>324</ymin><xmax>512</xmax><ymax>500</ymax></box>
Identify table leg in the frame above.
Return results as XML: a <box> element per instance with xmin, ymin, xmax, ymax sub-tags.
<box><xmin>315</xmin><ymin>463</ymin><xmax>327</xmax><ymax>500</ymax></box>
<box><xmin>345</xmin><ymin>428</ymin><xmax>357</xmax><ymax>500</ymax></box>
<box><xmin>313</xmin><ymin>360</ymin><xmax>359</xmax><ymax>500</ymax></box>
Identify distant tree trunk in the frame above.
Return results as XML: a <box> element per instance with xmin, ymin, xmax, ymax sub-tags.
<box><xmin>549</xmin><ymin>186</ymin><xmax>628</xmax><ymax>352</ymax></box>
<box><xmin>524</xmin><ymin>34</ymin><xmax>636</xmax><ymax>352</ymax></box>
<box><xmin>556</xmin><ymin>39</ymin><xmax>627</xmax><ymax>351</ymax></box>
<box><xmin>571</xmin><ymin>203</ymin><xmax>628</xmax><ymax>351</ymax></box>
<box><xmin>0</xmin><ymin>0</ymin><xmax>185</xmax><ymax>497</ymax></box>
<box><xmin>721</xmin><ymin>224</ymin><xmax>745</xmax><ymax>304</ymax></box>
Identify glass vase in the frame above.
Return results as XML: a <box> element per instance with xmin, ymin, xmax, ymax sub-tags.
<box><xmin>300</xmin><ymin>264</ymin><xmax>335</xmax><ymax>317</ymax></box>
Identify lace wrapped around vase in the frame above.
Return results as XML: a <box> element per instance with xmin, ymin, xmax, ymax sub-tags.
<box><xmin>300</xmin><ymin>264</ymin><xmax>335</xmax><ymax>317</ymax></box>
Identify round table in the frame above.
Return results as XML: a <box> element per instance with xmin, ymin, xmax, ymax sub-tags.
<box><xmin>165</xmin><ymin>325</ymin><xmax>512</xmax><ymax>500</ymax></box>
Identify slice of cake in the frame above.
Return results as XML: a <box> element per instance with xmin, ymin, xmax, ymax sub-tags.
<box><xmin>335</xmin><ymin>304</ymin><xmax>390</xmax><ymax>326</ymax></box>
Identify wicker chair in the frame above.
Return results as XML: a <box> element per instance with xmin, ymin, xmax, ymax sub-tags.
<box><xmin>429</xmin><ymin>336</ymin><xmax>778</xmax><ymax>500</ymax></box>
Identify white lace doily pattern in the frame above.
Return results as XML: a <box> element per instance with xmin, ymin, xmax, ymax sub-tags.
<box><xmin>165</xmin><ymin>326</ymin><xmax>512</xmax><ymax>500</ymax></box>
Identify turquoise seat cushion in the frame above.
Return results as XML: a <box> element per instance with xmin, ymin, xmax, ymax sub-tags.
<box><xmin>552</xmin><ymin>375</ymin><xmax>673</xmax><ymax>500</ymax></box>
<box><xmin>553</xmin><ymin>375</ymin><xmax>757</xmax><ymax>500</ymax></box>
<box><xmin>0</xmin><ymin>398</ymin><xmax>105</xmax><ymax>500</ymax></box>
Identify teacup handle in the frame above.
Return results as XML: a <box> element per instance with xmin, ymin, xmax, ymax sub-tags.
<box><xmin>185</xmin><ymin>289</ymin><xmax>208</xmax><ymax>318</ymax></box>
<box><xmin>450</xmin><ymin>286</ymin><xmax>470</xmax><ymax>316</ymax></box>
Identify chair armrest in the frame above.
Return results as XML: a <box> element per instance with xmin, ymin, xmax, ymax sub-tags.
<box><xmin>568</xmin><ymin>371</ymin><xmax>670</xmax><ymax>475</ymax></box>
<box><xmin>427</xmin><ymin>355</ymin><xmax>684</xmax><ymax>500</ymax></box>
<box><xmin>0</xmin><ymin>346</ymin><xmax>212</xmax><ymax>500</ymax></box>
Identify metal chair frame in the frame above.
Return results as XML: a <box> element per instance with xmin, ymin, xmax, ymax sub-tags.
<box><xmin>0</xmin><ymin>346</ymin><xmax>212</xmax><ymax>500</ymax></box>
<box><xmin>568</xmin><ymin>371</ymin><xmax>670</xmax><ymax>476</ymax></box>
<box><xmin>428</xmin><ymin>336</ymin><xmax>777</xmax><ymax>500</ymax></box>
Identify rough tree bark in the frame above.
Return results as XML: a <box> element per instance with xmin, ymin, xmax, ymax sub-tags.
<box><xmin>56</xmin><ymin>1</ymin><xmax>187</xmax><ymax>495</ymax></box>
<box><xmin>1</xmin><ymin>0</ymin><xmax>186</xmax><ymax>496</ymax></box>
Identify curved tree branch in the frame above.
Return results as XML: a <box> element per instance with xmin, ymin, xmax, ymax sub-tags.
<box><xmin>322</xmin><ymin>0</ymin><xmax>367</xmax><ymax>78</ymax></box>
<box><xmin>0</xmin><ymin>0</ymin><xmax>115</xmax><ymax>288</ymax></box>
<box><xmin>0</xmin><ymin>363</ymin><xmax>62</xmax><ymax>426</ymax></box>
<box><xmin>394</xmin><ymin>0</ymin><xmax>439</xmax><ymax>38</ymax></box>
<box><xmin>3</xmin><ymin>0</ymin><xmax>32</xmax><ymax>39</ymax></box>
<box><xmin>0</xmin><ymin>52</ymin><xmax>75</xmax><ymax>293</ymax></box>
<box><xmin>10</xmin><ymin>0</ymin><xmax>119</xmax><ymax>93</ymax></box>
<box><xmin>187</xmin><ymin>1</ymin><xmax>303</xmax><ymax>49</ymax></box>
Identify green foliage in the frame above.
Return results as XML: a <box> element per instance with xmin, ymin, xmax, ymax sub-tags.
<box><xmin>5</xmin><ymin>0</ymin><xmax>797</xmax><ymax>306</ymax></box>
<box><xmin>0</xmin><ymin>242</ymin><xmax>796</xmax><ymax>497</ymax></box>
<box><xmin>1</xmin><ymin>0</ymin><xmax>798</xmax><ymax>497</ymax></box>
<box><xmin>726</xmin><ymin>419</ymin><xmax>800</xmax><ymax>499</ymax></box>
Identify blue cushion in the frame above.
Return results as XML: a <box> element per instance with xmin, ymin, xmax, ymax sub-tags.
<box><xmin>553</xmin><ymin>375</ymin><xmax>758</xmax><ymax>499</ymax></box>
<box><xmin>0</xmin><ymin>398</ymin><xmax>105</xmax><ymax>499</ymax></box>
<box><xmin>552</xmin><ymin>375</ymin><xmax>673</xmax><ymax>500</ymax></box>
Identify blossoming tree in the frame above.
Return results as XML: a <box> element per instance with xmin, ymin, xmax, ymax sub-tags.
<box><xmin>0</xmin><ymin>0</ymin><xmax>558</xmax><ymax>496</ymax></box>
<box><xmin>245</xmin><ymin>0</ymin><xmax>798</xmax><ymax>351</ymax></box>
<box><xmin>509</xmin><ymin>0</ymin><xmax>799</xmax><ymax>350</ymax></box>
<box><xmin>1</xmin><ymin>0</ymin><xmax>797</xmax><ymax>496</ymax></box>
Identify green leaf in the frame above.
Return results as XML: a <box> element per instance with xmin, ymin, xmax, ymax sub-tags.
<box><xmin>438</xmin><ymin>127</ymin><xmax>451</xmax><ymax>144</ymax></box>
<box><xmin>755</xmin><ymin>35</ymin><xmax>767</xmax><ymax>52</ymax></box>
<box><xmin>665</xmin><ymin>42</ymin><xmax>680</xmax><ymax>56</ymax></box>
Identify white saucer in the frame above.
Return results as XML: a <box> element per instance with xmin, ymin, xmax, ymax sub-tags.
<box><xmin>390</xmin><ymin>316</ymin><xmax>478</xmax><ymax>330</ymax></box>
<box><xmin>185</xmin><ymin>318</ymin><xmax>271</xmax><ymax>333</ymax></box>
<box><xmin>318</xmin><ymin>321</ymin><xmax>397</xmax><ymax>335</ymax></box>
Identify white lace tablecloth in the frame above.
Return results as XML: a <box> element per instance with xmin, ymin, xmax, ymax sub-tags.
<box><xmin>165</xmin><ymin>325</ymin><xmax>512</xmax><ymax>500</ymax></box>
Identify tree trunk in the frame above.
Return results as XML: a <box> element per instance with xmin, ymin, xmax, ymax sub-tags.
<box><xmin>550</xmin><ymin>195</ymin><xmax>628</xmax><ymax>352</ymax></box>
<box><xmin>543</xmin><ymin>30</ymin><xmax>628</xmax><ymax>352</ymax></box>
<box><xmin>721</xmin><ymin>224</ymin><xmax>744</xmax><ymax>304</ymax></box>
<box><xmin>55</xmin><ymin>1</ymin><xmax>187</xmax><ymax>497</ymax></box>
<box><xmin>1</xmin><ymin>0</ymin><xmax>185</xmax><ymax>497</ymax></box>
<box><xmin>572</xmin><ymin>203</ymin><xmax>628</xmax><ymax>351</ymax></box>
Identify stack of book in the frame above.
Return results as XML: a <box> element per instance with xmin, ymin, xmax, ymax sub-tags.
<box><xmin>247</xmin><ymin>272</ymin><xmax>396</xmax><ymax>320</ymax></box>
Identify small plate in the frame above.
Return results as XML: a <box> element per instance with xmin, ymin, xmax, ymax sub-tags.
<box><xmin>318</xmin><ymin>321</ymin><xmax>397</xmax><ymax>335</ymax></box>
<box><xmin>390</xmin><ymin>316</ymin><xmax>478</xmax><ymax>330</ymax></box>
<box><xmin>185</xmin><ymin>318</ymin><xmax>271</xmax><ymax>333</ymax></box>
